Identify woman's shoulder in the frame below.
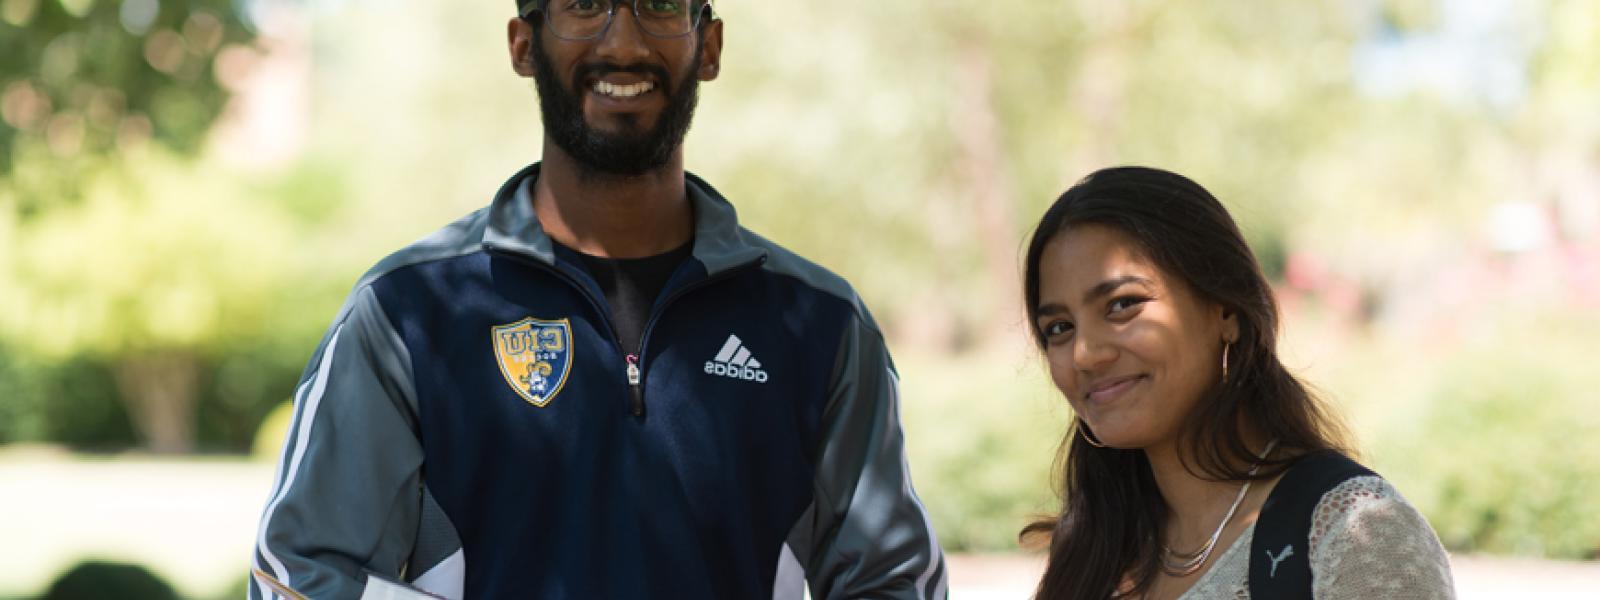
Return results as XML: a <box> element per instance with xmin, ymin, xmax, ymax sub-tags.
<box><xmin>1307</xmin><ymin>474</ymin><xmax>1457</xmax><ymax>599</ymax></box>
<box><xmin>1265</xmin><ymin>450</ymin><xmax>1422</xmax><ymax>549</ymax></box>
<box><xmin>1309</xmin><ymin>474</ymin><xmax>1415</xmax><ymax>547</ymax></box>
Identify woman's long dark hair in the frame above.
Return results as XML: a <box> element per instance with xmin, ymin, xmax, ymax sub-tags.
<box><xmin>1019</xmin><ymin>167</ymin><xmax>1349</xmax><ymax>599</ymax></box>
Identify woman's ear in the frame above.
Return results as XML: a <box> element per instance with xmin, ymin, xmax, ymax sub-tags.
<box><xmin>1220</xmin><ymin>308</ymin><xmax>1241</xmax><ymax>344</ymax></box>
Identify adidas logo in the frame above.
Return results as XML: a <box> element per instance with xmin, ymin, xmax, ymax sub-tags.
<box><xmin>704</xmin><ymin>334</ymin><xmax>769</xmax><ymax>383</ymax></box>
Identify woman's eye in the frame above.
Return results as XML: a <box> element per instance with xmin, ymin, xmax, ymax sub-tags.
<box><xmin>1041</xmin><ymin>321</ymin><xmax>1074</xmax><ymax>339</ymax></box>
<box><xmin>1107</xmin><ymin>296</ymin><xmax>1148</xmax><ymax>316</ymax></box>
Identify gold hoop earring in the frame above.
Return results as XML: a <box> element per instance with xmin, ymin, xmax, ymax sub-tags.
<box><xmin>1221</xmin><ymin>342</ymin><xmax>1231</xmax><ymax>384</ymax></box>
<box><xmin>1078</xmin><ymin>419</ymin><xmax>1108</xmax><ymax>448</ymax></box>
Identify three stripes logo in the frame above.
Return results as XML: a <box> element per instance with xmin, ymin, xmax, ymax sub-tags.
<box><xmin>705</xmin><ymin>334</ymin><xmax>769</xmax><ymax>383</ymax></box>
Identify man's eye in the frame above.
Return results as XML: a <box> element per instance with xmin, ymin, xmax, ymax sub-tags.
<box><xmin>644</xmin><ymin>0</ymin><xmax>682</xmax><ymax>13</ymax></box>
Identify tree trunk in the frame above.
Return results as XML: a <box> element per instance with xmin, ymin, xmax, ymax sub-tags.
<box><xmin>113</xmin><ymin>351</ymin><xmax>199</xmax><ymax>454</ymax></box>
<box><xmin>1066</xmin><ymin>4</ymin><xmax>1131</xmax><ymax>178</ymax></box>
<box><xmin>952</xmin><ymin>38</ymin><xmax>1025</xmax><ymax>350</ymax></box>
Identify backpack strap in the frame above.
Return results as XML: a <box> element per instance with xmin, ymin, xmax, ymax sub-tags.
<box><xmin>1248</xmin><ymin>450</ymin><xmax>1374</xmax><ymax>599</ymax></box>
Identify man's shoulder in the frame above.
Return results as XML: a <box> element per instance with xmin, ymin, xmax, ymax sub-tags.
<box><xmin>353</xmin><ymin>207</ymin><xmax>492</xmax><ymax>292</ymax></box>
<box><xmin>740</xmin><ymin>229</ymin><xmax>849</xmax><ymax>296</ymax></box>
<box><xmin>738</xmin><ymin>228</ymin><xmax>882</xmax><ymax>332</ymax></box>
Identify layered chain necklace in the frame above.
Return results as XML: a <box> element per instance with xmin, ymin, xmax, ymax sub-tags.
<box><xmin>1160</xmin><ymin>439</ymin><xmax>1279</xmax><ymax>577</ymax></box>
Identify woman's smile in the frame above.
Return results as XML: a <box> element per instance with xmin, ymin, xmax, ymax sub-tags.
<box><xmin>1083</xmin><ymin>374</ymin><xmax>1147</xmax><ymax>405</ymax></box>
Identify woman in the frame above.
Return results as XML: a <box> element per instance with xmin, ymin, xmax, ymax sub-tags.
<box><xmin>1020</xmin><ymin>167</ymin><xmax>1454</xmax><ymax>599</ymax></box>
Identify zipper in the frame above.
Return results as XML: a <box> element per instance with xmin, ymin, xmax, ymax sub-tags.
<box><xmin>488</xmin><ymin>243</ymin><xmax>767</xmax><ymax>417</ymax></box>
<box><xmin>627</xmin><ymin>255</ymin><xmax>768</xmax><ymax>413</ymax></box>
<box><xmin>625</xmin><ymin>354</ymin><xmax>644</xmax><ymax>417</ymax></box>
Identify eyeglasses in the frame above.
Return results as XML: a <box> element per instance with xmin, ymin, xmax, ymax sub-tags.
<box><xmin>522</xmin><ymin>0</ymin><xmax>714</xmax><ymax>41</ymax></box>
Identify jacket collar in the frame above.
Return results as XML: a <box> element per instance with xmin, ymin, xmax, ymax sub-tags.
<box><xmin>483</xmin><ymin>163</ymin><xmax>767</xmax><ymax>276</ymax></box>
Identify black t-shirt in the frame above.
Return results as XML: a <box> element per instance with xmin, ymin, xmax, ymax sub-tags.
<box><xmin>559</xmin><ymin>241</ymin><xmax>693</xmax><ymax>357</ymax></box>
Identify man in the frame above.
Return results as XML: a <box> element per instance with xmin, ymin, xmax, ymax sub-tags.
<box><xmin>250</xmin><ymin>1</ymin><xmax>946</xmax><ymax>598</ymax></box>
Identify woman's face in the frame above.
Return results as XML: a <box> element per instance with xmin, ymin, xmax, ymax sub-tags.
<box><xmin>1034</xmin><ymin>224</ymin><xmax>1237</xmax><ymax>450</ymax></box>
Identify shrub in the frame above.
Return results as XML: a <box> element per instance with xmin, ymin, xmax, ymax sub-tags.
<box><xmin>1370</xmin><ymin>326</ymin><xmax>1600</xmax><ymax>558</ymax></box>
<box><xmin>898</xmin><ymin>350</ymin><xmax>1067</xmax><ymax>551</ymax></box>
<box><xmin>42</xmin><ymin>560</ymin><xmax>177</xmax><ymax>600</ymax></box>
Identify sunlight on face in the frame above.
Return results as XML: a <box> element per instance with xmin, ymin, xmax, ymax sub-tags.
<box><xmin>1034</xmin><ymin>224</ymin><xmax>1233</xmax><ymax>451</ymax></box>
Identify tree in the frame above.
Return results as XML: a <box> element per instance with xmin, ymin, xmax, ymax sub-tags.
<box><xmin>1</xmin><ymin>1</ymin><xmax>282</xmax><ymax>453</ymax></box>
<box><xmin>1</xmin><ymin>0</ymin><xmax>255</xmax><ymax>212</ymax></box>
<box><xmin>0</xmin><ymin>153</ymin><xmax>314</xmax><ymax>453</ymax></box>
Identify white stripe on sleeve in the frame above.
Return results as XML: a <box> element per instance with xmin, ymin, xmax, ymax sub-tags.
<box><xmin>254</xmin><ymin>326</ymin><xmax>344</xmax><ymax>593</ymax></box>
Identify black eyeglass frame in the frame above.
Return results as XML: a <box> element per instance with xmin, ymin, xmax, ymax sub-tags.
<box><xmin>519</xmin><ymin>0</ymin><xmax>716</xmax><ymax>41</ymax></box>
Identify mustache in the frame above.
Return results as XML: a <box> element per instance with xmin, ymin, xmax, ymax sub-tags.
<box><xmin>573</xmin><ymin>62</ymin><xmax>674</xmax><ymax>93</ymax></box>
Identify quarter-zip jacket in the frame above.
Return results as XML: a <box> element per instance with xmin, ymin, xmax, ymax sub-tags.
<box><xmin>250</xmin><ymin>164</ymin><xmax>948</xmax><ymax>599</ymax></box>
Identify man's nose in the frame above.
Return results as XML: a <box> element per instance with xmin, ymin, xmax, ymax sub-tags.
<box><xmin>595</xmin><ymin>4</ymin><xmax>650</xmax><ymax>64</ymax></box>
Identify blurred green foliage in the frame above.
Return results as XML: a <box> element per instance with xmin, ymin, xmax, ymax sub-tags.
<box><xmin>898</xmin><ymin>352</ymin><xmax>1066</xmax><ymax>551</ymax></box>
<box><xmin>41</xmin><ymin>560</ymin><xmax>177</xmax><ymax>600</ymax></box>
<box><xmin>44</xmin><ymin>357</ymin><xmax>135</xmax><ymax>449</ymax></box>
<box><xmin>0</xmin><ymin>0</ymin><xmax>255</xmax><ymax>209</ymax></box>
<box><xmin>0</xmin><ymin>343</ymin><xmax>145</xmax><ymax>449</ymax></box>
<box><xmin>0</xmin><ymin>342</ymin><xmax>303</xmax><ymax>452</ymax></box>
<box><xmin>1</xmin><ymin>153</ymin><xmax>343</xmax><ymax>452</ymax></box>
<box><xmin>2</xmin><ymin>0</ymin><xmax>266</xmax><ymax>452</ymax></box>
<box><xmin>0</xmin><ymin>344</ymin><xmax>49</xmax><ymax>442</ymax></box>
<box><xmin>1366</xmin><ymin>311</ymin><xmax>1600</xmax><ymax>559</ymax></box>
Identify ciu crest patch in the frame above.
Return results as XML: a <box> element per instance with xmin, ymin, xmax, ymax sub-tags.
<box><xmin>492</xmin><ymin>317</ymin><xmax>574</xmax><ymax>407</ymax></box>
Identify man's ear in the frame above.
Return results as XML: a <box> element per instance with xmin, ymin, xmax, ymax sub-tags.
<box><xmin>508</xmin><ymin>17</ymin><xmax>537</xmax><ymax>78</ymax></box>
<box><xmin>697</xmin><ymin>18</ymin><xmax>723</xmax><ymax>81</ymax></box>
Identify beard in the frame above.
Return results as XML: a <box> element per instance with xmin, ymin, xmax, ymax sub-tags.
<box><xmin>529</xmin><ymin>31</ymin><xmax>703</xmax><ymax>177</ymax></box>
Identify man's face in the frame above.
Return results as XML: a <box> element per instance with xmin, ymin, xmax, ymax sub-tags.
<box><xmin>523</xmin><ymin>3</ymin><xmax>718</xmax><ymax>176</ymax></box>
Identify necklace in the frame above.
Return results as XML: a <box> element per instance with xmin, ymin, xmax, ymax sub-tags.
<box><xmin>1160</xmin><ymin>439</ymin><xmax>1279</xmax><ymax>577</ymax></box>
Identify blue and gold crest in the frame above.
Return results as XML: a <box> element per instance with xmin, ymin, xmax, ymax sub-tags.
<box><xmin>492</xmin><ymin>317</ymin><xmax>574</xmax><ymax>407</ymax></box>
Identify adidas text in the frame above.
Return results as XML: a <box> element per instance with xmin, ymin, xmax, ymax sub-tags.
<box><xmin>704</xmin><ymin>361</ymin><xmax>769</xmax><ymax>383</ymax></box>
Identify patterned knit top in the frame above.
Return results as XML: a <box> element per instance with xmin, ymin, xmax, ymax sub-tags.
<box><xmin>1177</xmin><ymin>475</ymin><xmax>1456</xmax><ymax>599</ymax></box>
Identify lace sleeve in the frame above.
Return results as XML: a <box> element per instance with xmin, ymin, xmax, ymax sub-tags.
<box><xmin>1307</xmin><ymin>475</ymin><xmax>1456</xmax><ymax>599</ymax></box>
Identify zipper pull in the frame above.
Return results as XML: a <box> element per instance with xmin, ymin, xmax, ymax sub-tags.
<box><xmin>625</xmin><ymin>353</ymin><xmax>644</xmax><ymax>417</ymax></box>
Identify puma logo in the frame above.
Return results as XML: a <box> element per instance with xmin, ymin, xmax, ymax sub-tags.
<box><xmin>1266</xmin><ymin>544</ymin><xmax>1295</xmax><ymax>578</ymax></box>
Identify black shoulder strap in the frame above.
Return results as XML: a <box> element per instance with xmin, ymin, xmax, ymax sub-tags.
<box><xmin>1248</xmin><ymin>450</ymin><xmax>1374</xmax><ymax>599</ymax></box>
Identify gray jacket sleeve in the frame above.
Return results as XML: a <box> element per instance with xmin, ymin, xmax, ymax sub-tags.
<box><xmin>249</xmin><ymin>285</ymin><xmax>433</xmax><ymax>599</ymax></box>
<box><xmin>788</xmin><ymin>312</ymin><xmax>948</xmax><ymax>599</ymax></box>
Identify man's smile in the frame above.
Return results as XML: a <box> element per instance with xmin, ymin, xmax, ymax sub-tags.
<box><xmin>581</xmin><ymin>71</ymin><xmax>666</xmax><ymax>112</ymax></box>
<box><xmin>592</xmin><ymin>80</ymin><xmax>655</xmax><ymax>98</ymax></box>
